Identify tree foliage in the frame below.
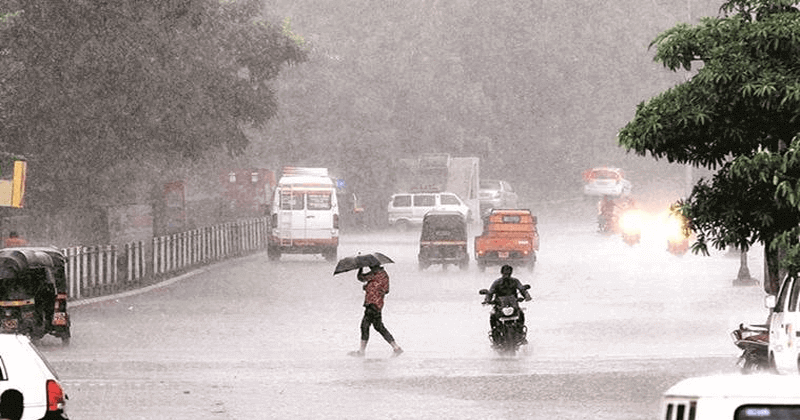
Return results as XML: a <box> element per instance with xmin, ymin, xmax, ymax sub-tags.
<box><xmin>0</xmin><ymin>0</ymin><xmax>305</xmax><ymax>212</ymax></box>
<box><xmin>618</xmin><ymin>0</ymin><xmax>800</xmax><ymax>293</ymax></box>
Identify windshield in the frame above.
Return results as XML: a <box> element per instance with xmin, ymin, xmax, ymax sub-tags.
<box><xmin>480</xmin><ymin>180</ymin><xmax>501</xmax><ymax>190</ymax></box>
<box><xmin>0</xmin><ymin>277</ymin><xmax>35</xmax><ymax>300</ymax></box>
<box><xmin>420</xmin><ymin>215</ymin><xmax>466</xmax><ymax>240</ymax></box>
<box><xmin>590</xmin><ymin>170</ymin><xmax>621</xmax><ymax>181</ymax></box>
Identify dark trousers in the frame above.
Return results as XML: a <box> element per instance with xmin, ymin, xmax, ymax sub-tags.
<box><xmin>360</xmin><ymin>304</ymin><xmax>395</xmax><ymax>343</ymax></box>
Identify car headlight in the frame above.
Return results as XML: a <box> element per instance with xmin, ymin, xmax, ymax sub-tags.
<box><xmin>502</xmin><ymin>307</ymin><xmax>515</xmax><ymax>316</ymax></box>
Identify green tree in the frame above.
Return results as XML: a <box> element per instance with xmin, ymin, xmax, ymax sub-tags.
<box><xmin>618</xmin><ymin>0</ymin><xmax>800</xmax><ymax>294</ymax></box>
<box><xmin>0</xmin><ymin>0</ymin><xmax>305</xmax><ymax>213</ymax></box>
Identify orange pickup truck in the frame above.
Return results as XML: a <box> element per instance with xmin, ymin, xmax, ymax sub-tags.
<box><xmin>474</xmin><ymin>209</ymin><xmax>539</xmax><ymax>272</ymax></box>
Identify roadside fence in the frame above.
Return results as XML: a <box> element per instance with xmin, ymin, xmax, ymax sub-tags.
<box><xmin>61</xmin><ymin>218</ymin><xmax>269</xmax><ymax>300</ymax></box>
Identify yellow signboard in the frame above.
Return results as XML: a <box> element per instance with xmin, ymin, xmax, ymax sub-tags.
<box><xmin>0</xmin><ymin>160</ymin><xmax>26</xmax><ymax>208</ymax></box>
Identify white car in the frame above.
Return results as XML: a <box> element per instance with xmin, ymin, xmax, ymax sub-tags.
<box><xmin>582</xmin><ymin>167</ymin><xmax>632</xmax><ymax>197</ymax></box>
<box><xmin>662</xmin><ymin>374</ymin><xmax>800</xmax><ymax>420</ymax></box>
<box><xmin>0</xmin><ymin>334</ymin><xmax>68</xmax><ymax>420</ymax></box>
<box><xmin>387</xmin><ymin>192</ymin><xmax>470</xmax><ymax>230</ymax></box>
<box><xmin>478</xmin><ymin>179</ymin><xmax>519</xmax><ymax>216</ymax></box>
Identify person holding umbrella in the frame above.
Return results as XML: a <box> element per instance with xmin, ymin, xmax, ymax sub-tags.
<box><xmin>336</xmin><ymin>252</ymin><xmax>403</xmax><ymax>357</ymax></box>
<box><xmin>349</xmin><ymin>263</ymin><xmax>403</xmax><ymax>357</ymax></box>
<box><xmin>335</xmin><ymin>253</ymin><xmax>403</xmax><ymax>357</ymax></box>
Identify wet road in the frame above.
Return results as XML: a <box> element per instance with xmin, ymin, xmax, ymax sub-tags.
<box><xmin>40</xmin><ymin>216</ymin><xmax>768</xmax><ymax>419</ymax></box>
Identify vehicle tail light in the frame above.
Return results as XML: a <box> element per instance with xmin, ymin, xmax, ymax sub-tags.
<box><xmin>46</xmin><ymin>379</ymin><xmax>65</xmax><ymax>411</ymax></box>
<box><xmin>52</xmin><ymin>312</ymin><xmax>68</xmax><ymax>326</ymax></box>
<box><xmin>333</xmin><ymin>214</ymin><xmax>339</xmax><ymax>229</ymax></box>
<box><xmin>55</xmin><ymin>294</ymin><xmax>68</xmax><ymax>312</ymax></box>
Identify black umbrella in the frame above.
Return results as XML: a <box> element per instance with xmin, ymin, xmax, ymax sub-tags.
<box><xmin>333</xmin><ymin>252</ymin><xmax>394</xmax><ymax>275</ymax></box>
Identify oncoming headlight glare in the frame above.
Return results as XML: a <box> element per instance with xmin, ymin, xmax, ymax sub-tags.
<box><xmin>502</xmin><ymin>307</ymin><xmax>515</xmax><ymax>316</ymax></box>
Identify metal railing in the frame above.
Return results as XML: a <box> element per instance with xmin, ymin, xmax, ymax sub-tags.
<box><xmin>62</xmin><ymin>218</ymin><xmax>269</xmax><ymax>300</ymax></box>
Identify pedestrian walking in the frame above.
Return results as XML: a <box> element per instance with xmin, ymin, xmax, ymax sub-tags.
<box><xmin>348</xmin><ymin>264</ymin><xmax>403</xmax><ymax>357</ymax></box>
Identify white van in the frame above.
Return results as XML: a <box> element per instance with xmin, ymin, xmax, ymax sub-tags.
<box><xmin>387</xmin><ymin>192</ymin><xmax>470</xmax><ymax>230</ymax></box>
<box><xmin>766</xmin><ymin>275</ymin><xmax>800</xmax><ymax>373</ymax></box>
<box><xmin>268</xmin><ymin>167</ymin><xmax>338</xmax><ymax>261</ymax></box>
<box><xmin>661</xmin><ymin>374</ymin><xmax>800</xmax><ymax>420</ymax></box>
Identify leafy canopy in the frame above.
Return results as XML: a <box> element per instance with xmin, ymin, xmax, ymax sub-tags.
<box><xmin>618</xmin><ymin>0</ymin><xmax>800</xmax><ymax>283</ymax></box>
<box><xmin>0</xmin><ymin>0</ymin><xmax>305</xmax><ymax>211</ymax></box>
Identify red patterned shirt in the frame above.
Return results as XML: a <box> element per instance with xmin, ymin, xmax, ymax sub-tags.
<box><xmin>359</xmin><ymin>268</ymin><xmax>390</xmax><ymax>310</ymax></box>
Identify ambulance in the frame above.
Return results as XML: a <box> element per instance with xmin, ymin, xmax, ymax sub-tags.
<box><xmin>268</xmin><ymin>167</ymin><xmax>339</xmax><ymax>261</ymax></box>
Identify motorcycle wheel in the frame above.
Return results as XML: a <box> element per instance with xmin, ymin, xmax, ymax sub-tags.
<box><xmin>497</xmin><ymin>326</ymin><xmax>517</xmax><ymax>356</ymax></box>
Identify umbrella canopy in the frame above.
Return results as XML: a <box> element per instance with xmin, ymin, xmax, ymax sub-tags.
<box><xmin>333</xmin><ymin>252</ymin><xmax>394</xmax><ymax>275</ymax></box>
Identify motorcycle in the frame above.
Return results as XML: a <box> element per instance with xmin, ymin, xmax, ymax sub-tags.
<box><xmin>597</xmin><ymin>212</ymin><xmax>617</xmax><ymax>234</ymax></box>
<box><xmin>731</xmin><ymin>323</ymin><xmax>770</xmax><ymax>373</ymax></box>
<box><xmin>479</xmin><ymin>285</ymin><xmax>531</xmax><ymax>355</ymax></box>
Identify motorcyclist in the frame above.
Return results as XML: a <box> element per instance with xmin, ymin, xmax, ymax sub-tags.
<box><xmin>483</xmin><ymin>264</ymin><xmax>532</xmax><ymax>344</ymax></box>
<box><xmin>598</xmin><ymin>195</ymin><xmax>616</xmax><ymax>232</ymax></box>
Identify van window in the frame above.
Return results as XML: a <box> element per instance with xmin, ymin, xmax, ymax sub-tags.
<box><xmin>790</xmin><ymin>277</ymin><xmax>800</xmax><ymax>312</ymax></box>
<box><xmin>440</xmin><ymin>194</ymin><xmax>460</xmax><ymax>205</ymax></box>
<box><xmin>307</xmin><ymin>192</ymin><xmax>332</xmax><ymax>210</ymax></box>
<box><xmin>280</xmin><ymin>191</ymin><xmax>304</xmax><ymax>210</ymax></box>
<box><xmin>735</xmin><ymin>405</ymin><xmax>800</xmax><ymax>419</ymax></box>
<box><xmin>775</xmin><ymin>277</ymin><xmax>794</xmax><ymax>313</ymax></box>
<box><xmin>415</xmin><ymin>195</ymin><xmax>435</xmax><ymax>207</ymax></box>
<box><xmin>393</xmin><ymin>195</ymin><xmax>411</xmax><ymax>207</ymax></box>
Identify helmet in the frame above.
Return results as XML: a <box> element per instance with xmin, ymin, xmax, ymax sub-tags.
<box><xmin>501</xmin><ymin>264</ymin><xmax>513</xmax><ymax>275</ymax></box>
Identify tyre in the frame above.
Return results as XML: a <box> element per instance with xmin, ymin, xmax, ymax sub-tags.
<box><xmin>477</xmin><ymin>260</ymin><xmax>486</xmax><ymax>272</ymax></box>
<box><xmin>459</xmin><ymin>258</ymin><xmax>469</xmax><ymax>270</ymax></box>
<box><xmin>499</xmin><ymin>326</ymin><xmax>517</xmax><ymax>356</ymax></box>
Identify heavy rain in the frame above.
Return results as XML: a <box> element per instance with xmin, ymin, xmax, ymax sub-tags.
<box><xmin>1</xmin><ymin>0</ymin><xmax>792</xmax><ymax>419</ymax></box>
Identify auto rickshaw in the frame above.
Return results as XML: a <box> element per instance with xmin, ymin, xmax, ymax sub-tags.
<box><xmin>0</xmin><ymin>247</ymin><xmax>71</xmax><ymax>345</ymax></box>
<box><xmin>418</xmin><ymin>211</ymin><xmax>469</xmax><ymax>270</ymax></box>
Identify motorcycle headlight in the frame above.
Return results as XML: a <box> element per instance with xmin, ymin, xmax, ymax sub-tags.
<box><xmin>502</xmin><ymin>307</ymin><xmax>515</xmax><ymax>316</ymax></box>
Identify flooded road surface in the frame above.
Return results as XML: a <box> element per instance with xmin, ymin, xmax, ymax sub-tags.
<box><xmin>41</xmin><ymin>217</ymin><xmax>767</xmax><ymax>419</ymax></box>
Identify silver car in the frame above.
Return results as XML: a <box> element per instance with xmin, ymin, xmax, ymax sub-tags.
<box><xmin>582</xmin><ymin>167</ymin><xmax>632</xmax><ymax>197</ymax></box>
<box><xmin>479</xmin><ymin>179</ymin><xmax>518</xmax><ymax>216</ymax></box>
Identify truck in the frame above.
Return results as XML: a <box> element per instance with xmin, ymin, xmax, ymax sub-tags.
<box><xmin>474</xmin><ymin>208</ymin><xmax>539</xmax><ymax>272</ymax></box>
<box><xmin>267</xmin><ymin>167</ymin><xmax>339</xmax><ymax>261</ymax></box>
